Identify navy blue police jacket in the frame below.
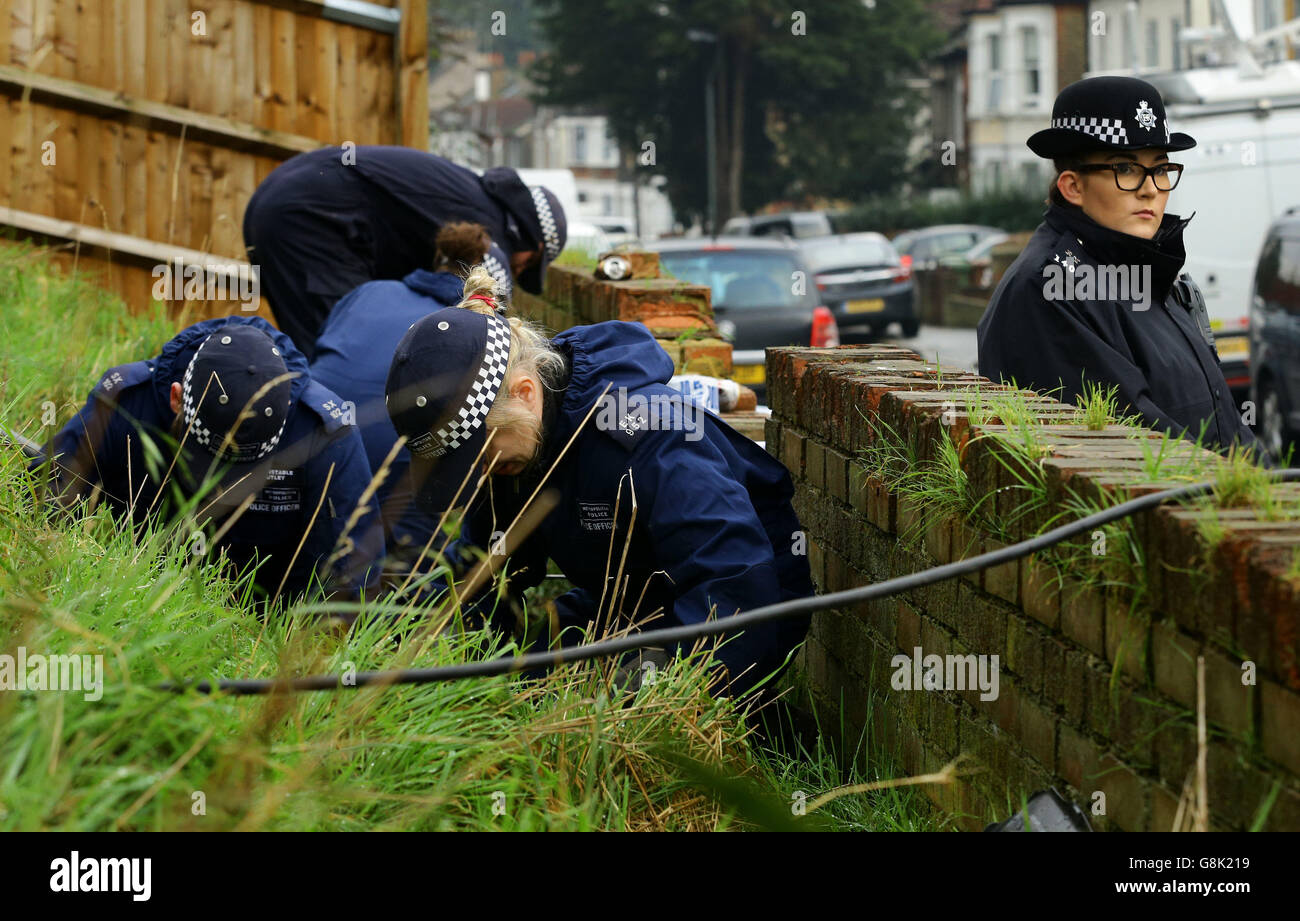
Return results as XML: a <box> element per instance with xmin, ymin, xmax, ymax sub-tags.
<box><xmin>445</xmin><ymin>321</ymin><xmax>814</xmax><ymax>697</ymax></box>
<box><xmin>310</xmin><ymin>269</ymin><xmax>464</xmax><ymax>564</ymax></box>
<box><xmin>46</xmin><ymin>317</ymin><xmax>385</xmax><ymax>598</ymax></box>
<box><xmin>242</xmin><ymin>146</ymin><xmax>525</xmax><ymax>354</ymax></box>
<box><xmin>978</xmin><ymin>203</ymin><xmax>1263</xmax><ymax>460</ymax></box>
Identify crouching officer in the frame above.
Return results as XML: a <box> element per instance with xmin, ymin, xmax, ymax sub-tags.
<box><xmin>40</xmin><ymin>317</ymin><xmax>385</xmax><ymax>601</ymax></box>
<box><xmin>309</xmin><ymin>223</ymin><xmax>490</xmax><ymax>573</ymax></box>
<box><xmin>242</xmin><ymin>145</ymin><xmax>567</xmax><ymax>359</ymax></box>
<box><xmin>382</xmin><ymin>267</ymin><xmax>815</xmax><ymax>699</ymax></box>
<box><xmin>977</xmin><ymin>76</ymin><xmax>1265</xmax><ymax>462</ymax></box>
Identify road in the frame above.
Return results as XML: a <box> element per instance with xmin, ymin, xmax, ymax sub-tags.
<box><xmin>843</xmin><ymin>324</ymin><xmax>980</xmax><ymax>375</ymax></box>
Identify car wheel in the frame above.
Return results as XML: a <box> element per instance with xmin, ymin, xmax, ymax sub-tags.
<box><xmin>900</xmin><ymin>317</ymin><xmax>920</xmax><ymax>338</ymax></box>
<box><xmin>1259</xmin><ymin>379</ymin><xmax>1295</xmax><ymax>462</ymax></box>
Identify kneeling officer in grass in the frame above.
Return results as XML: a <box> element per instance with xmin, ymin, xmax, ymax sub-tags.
<box><xmin>39</xmin><ymin>318</ymin><xmax>384</xmax><ymax>601</ymax></box>
<box><xmin>384</xmin><ymin>268</ymin><xmax>814</xmax><ymax>698</ymax></box>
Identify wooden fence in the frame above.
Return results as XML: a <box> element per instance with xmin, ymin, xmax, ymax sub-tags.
<box><xmin>0</xmin><ymin>0</ymin><xmax>428</xmax><ymax>321</ymax></box>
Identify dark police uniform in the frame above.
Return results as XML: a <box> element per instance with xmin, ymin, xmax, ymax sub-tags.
<box><xmin>242</xmin><ymin>146</ymin><xmax>549</xmax><ymax>358</ymax></box>
<box><xmin>429</xmin><ymin>322</ymin><xmax>815</xmax><ymax>697</ymax></box>
<box><xmin>979</xmin><ymin>202</ymin><xmax>1261</xmax><ymax>457</ymax></box>
<box><xmin>977</xmin><ymin>74</ymin><xmax>1262</xmax><ymax>461</ymax></box>
<box><xmin>310</xmin><ymin>269</ymin><xmax>465</xmax><ymax>566</ymax></box>
<box><xmin>47</xmin><ymin>316</ymin><xmax>385</xmax><ymax>598</ymax></box>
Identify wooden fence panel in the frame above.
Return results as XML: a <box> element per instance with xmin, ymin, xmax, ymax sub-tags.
<box><xmin>0</xmin><ymin>0</ymin><xmax>428</xmax><ymax>322</ymax></box>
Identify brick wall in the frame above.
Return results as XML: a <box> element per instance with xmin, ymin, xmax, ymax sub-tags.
<box><xmin>766</xmin><ymin>343</ymin><xmax>1300</xmax><ymax>831</ymax></box>
<box><xmin>511</xmin><ymin>256</ymin><xmax>766</xmax><ymax>440</ymax></box>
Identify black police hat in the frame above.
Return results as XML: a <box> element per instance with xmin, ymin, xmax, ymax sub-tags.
<box><xmin>385</xmin><ymin>307</ymin><xmax>513</xmax><ymax>514</ymax></box>
<box><xmin>1027</xmin><ymin>76</ymin><xmax>1196</xmax><ymax>159</ymax></box>
<box><xmin>175</xmin><ymin>324</ymin><xmax>293</xmax><ymax>514</ymax></box>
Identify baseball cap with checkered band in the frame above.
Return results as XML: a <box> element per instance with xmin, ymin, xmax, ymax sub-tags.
<box><xmin>385</xmin><ymin>306</ymin><xmax>513</xmax><ymax>514</ymax></box>
<box><xmin>516</xmin><ymin>186</ymin><xmax>567</xmax><ymax>297</ymax></box>
<box><xmin>1027</xmin><ymin>76</ymin><xmax>1195</xmax><ymax>159</ymax></box>
<box><xmin>174</xmin><ymin>324</ymin><xmax>293</xmax><ymax>508</ymax></box>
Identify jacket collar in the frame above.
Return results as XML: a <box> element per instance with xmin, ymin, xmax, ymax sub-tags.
<box><xmin>1044</xmin><ymin>202</ymin><xmax>1193</xmax><ymax>302</ymax></box>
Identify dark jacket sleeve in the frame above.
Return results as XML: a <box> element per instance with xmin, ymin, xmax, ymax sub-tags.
<box><xmin>625</xmin><ymin>428</ymin><xmax>793</xmax><ymax>695</ymax></box>
<box><xmin>298</xmin><ymin>425</ymin><xmax>387</xmax><ymax>597</ymax></box>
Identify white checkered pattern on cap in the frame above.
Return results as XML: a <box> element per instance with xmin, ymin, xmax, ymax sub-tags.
<box><xmin>482</xmin><ymin>251</ymin><xmax>512</xmax><ymax>305</ymax></box>
<box><xmin>429</xmin><ymin>313</ymin><xmax>511</xmax><ymax>454</ymax></box>
<box><xmin>180</xmin><ymin>332</ymin><xmax>289</xmax><ymax>463</ymax></box>
<box><xmin>530</xmin><ymin>187</ymin><xmax>562</xmax><ymax>261</ymax></box>
<box><xmin>1051</xmin><ymin>116</ymin><xmax>1129</xmax><ymax>146</ymax></box>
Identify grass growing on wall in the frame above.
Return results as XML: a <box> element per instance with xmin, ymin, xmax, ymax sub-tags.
<box><xmin>0</xmin><ymin>245</ymin><xmax>943</xmax><ymax>831</ymax></box>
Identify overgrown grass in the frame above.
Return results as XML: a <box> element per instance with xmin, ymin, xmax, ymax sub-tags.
<box><xmin>0</xmin><ymin>245</ymin><xmax>939</xmax><ymax>831</ymax></box>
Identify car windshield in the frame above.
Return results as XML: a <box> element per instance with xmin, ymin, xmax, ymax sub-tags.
<box><xmin>658</xmin><ymin>249</ymin><xmax>806</xmax><ymax>309</ymax></box>
<box><xmin>800</xmin><ymin>237</ymin><xmax>896</xmax><ymax>272</ymax></box>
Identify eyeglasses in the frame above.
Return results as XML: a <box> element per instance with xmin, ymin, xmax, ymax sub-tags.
<box><xmin>1069</xmin><ymin>161</ymin><xmax>1184</xmax><ymax>191</ymax></box>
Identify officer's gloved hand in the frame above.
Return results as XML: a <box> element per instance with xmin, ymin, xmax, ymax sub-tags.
<box><xmin>611</xmin><ymin>647</ymin><xmax>671</xmax><ymax>697</ymax></box>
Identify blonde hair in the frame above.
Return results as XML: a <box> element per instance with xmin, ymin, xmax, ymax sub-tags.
<box><xmin>456</xmin><ymin>265</ymin><xmax>565</xmax><ymax>451</ymax></box>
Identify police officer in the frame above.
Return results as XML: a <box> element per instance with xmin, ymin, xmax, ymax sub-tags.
<box><xmin>383</xmin><ymin>268</ymin><xmax>815</xmax><ymax>698</ymax></box>
<box><xmin>978</xmin><ymin>76</ymin><xmax>1263</xmax><ymax>461</ymax></box>
<box><xmin>42</xmin><ymin>317</ymin><xmax>385</xmax><ymax>600</ymax></box>
<box><xmin>309</xmin><ymin>223</ymin><xmax>490</xmax><ymax>572</ymax></box>
<box><xmin>242</xmin><ymin>146</ymin><xmax>567</xmax><ymax>359</ymax></box>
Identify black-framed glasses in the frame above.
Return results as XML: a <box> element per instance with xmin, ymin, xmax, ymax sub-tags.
<box><xmin>1069</xmin><ymin>161</ymin><xmax>1184</xmax><ymax>191</ymax></box>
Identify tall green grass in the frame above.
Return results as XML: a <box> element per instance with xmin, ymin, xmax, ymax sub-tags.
<box><xmin>0</xmin><ymin>245</ymin><xmax>940</xmax><ymax>831</ymax></box>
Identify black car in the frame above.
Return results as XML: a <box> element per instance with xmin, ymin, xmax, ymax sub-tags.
<box><xmin>650</xmin><ymin>237</ymin><xmax>839</xmax><ymax>400</ymax></box>
<box><xmin>799</xmin><ymin>233</ymin><xmax>918</xmax><ymax>338</ymax></box>
<box><xmin>1249</xmin><ymin>208</ymin><xmax>1300</xmax><ymax>462</ymax></box>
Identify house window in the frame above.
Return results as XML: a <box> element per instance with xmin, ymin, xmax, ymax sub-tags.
<box><xmin>1146</xmin><ymin>20</ymin><xmax>1160</xmax><ymax>68</ymax></box>
<box><xmin>1171</xmin><ymin>18</ymin><xmax>1182</xmax><ymax>70</ymax></box>
<box><xmin>574</xmin><ymin>125</ymin><xmax>587</xmax><ymax>164</ymax></box>
<box><xmin>988</xmin><ymin>33</ymin><xmax>1002</xmax><ymax>111</ymax></box>
<box><xmin>1021</xmin><ymin>26</ymin><xmax>1040</xmax><ymax>101</ymax></box>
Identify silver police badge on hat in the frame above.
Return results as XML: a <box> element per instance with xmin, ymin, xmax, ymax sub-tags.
<box><xmin>1135</xmin><ymin>100</ymin><xmax>1157</xmax><ymax>132</ymax></box>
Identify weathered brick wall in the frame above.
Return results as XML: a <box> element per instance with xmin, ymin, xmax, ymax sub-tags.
<box><xmin>766</xmin><ymin>344</ymin><xmax>1300</xmax><ymax>831</ymax></box>
<box><xmin>511</xmin><ymin>258</ymin><xmax>766</xmax><ymax>440</ymax></box>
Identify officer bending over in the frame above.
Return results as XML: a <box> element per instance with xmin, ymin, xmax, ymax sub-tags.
<box><xmin>383</xmin><ymin>269</ymin><xmax>815</xmax><ymax>698</ymax></box>
<box><xmin>40</xmin><ymin>317</ymin><xmax>384</xmax><ymax>600</ymax></box>
<box><xmin>310</xmin><ymin>223</ymin><xmax>491</xmax><ymax>573</ymax></box>
<box><xmin>243</xmin><ymin>146</ymin><xmax>566</xmax><ymax>359</ymax></box>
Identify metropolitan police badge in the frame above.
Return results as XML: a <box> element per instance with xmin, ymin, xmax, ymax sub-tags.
<box><xmin>1135</xmin><ymin>100</ymin><xmax>1157</xmax><ymax>131</ymax></box>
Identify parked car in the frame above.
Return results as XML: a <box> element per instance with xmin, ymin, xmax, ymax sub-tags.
<box><xmin>891</xmin><ymin>224</ymin><xmax>1005</xmax><ymax>273</ymax></box>
<box><xmin>1249</xmin><ymin>207</ymin><xmax>1300</xmax><ymax>462</ymax></box>
<box><xmin>649</xmin><ymin>237</ymin><xmax>839</xmax><ymax>400</ymax></box>
<box><xmin>937</xmin><ymin>232</ymin><xmax>1012</xmax><ymax>290</ymax></box>
<box><xmin>798</xmin><ymin>233</ymin><xmax>918</xmax><ymax>338</ymax></box>
<box><xmin>721</xmin><ymin>211</ymin><xmax>834</xmax><ymax>240</ymax></box>
<box><xmin>589</xmin><ymin>216</ymin><xmax>638</xmax><ymax>248</ymax></box>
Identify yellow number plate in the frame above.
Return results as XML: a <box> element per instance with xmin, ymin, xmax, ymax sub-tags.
<box><xmin>1216</xmin><ymin>336</ymin><xmax>1249</xmax><ymax>357</ymax></box>
<box><xmin>732</xmin><ymin>363</ymin><xmax>765</xmax><ymax>385</ymax></box>
<box><xmin>846</xmin><ymin>298</ymin><xmax>885</xmax><ymax>313</ymax></box>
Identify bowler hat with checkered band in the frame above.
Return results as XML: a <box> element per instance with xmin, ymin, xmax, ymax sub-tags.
<box><xmin>385</xmin><ymin>307</ymin><xmax>513</xmax><ymax>513</ymax></box>
<box><xmin>1027</xmin><ymin>76</ymin><xmax>1196</xmax><ymax>159</ymax></box>
<box><xmin>175</xmin><ymin>324</ymin><xmax>293</xmax><ymax>513</ymax></box>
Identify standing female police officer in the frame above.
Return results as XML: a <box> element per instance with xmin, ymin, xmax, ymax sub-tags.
<box><xmin>382</xmin><ymin>268</ymin><xmax>815</xmax><ymax>698</ymax></box>
<box><xmin>977</xmin><ymin>76</ymin><xmax>1264</xmax><ymax>461</ymax></box>
<box><xmin>243</xmin><ymin>146</ymin><xmax>566</xmax><ymax>359</ymax></box>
